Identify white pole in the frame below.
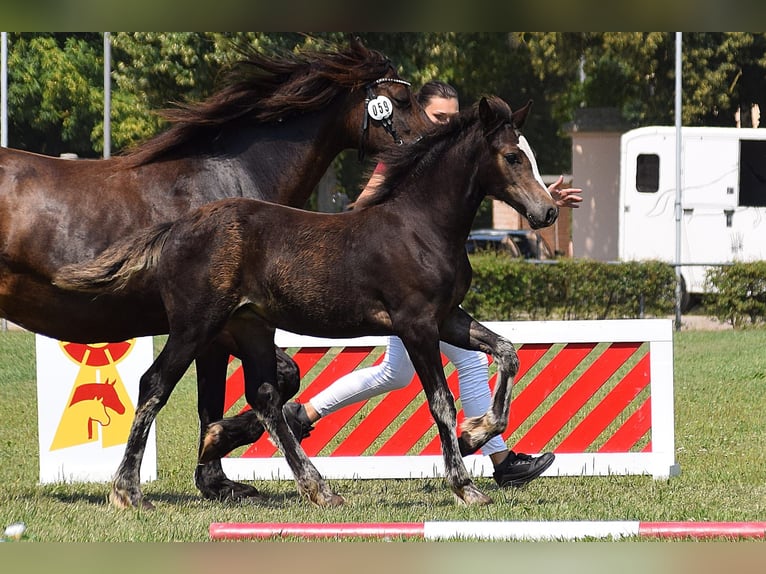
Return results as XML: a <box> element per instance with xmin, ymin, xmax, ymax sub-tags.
<box><xmin>103</xmin><ymin>32</ymin><xmax>111</xmax><ymax>159</ymax></box>
<box><xmin>674</xmin><ymin>32</ymin><xmax>683</xmax><ymax>331</ymax></box>
<box><xmin>1</xmin><ymin>32</ymin><xmax>6</xmax><ymax>332</ymax></box>
<box><xmin>1</xmin><ymin>32</ymin><xmax>7</xmax><ymax>148</ymax></box>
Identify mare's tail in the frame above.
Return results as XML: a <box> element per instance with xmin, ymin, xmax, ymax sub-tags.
<box><xmin>53</xmin><ymin>221</ymin><xmax>174</xmax><ymax>293</ymax></box>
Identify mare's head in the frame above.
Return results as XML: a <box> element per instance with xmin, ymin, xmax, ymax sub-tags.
<box><xmin>476</xmin><ymin>96</ymin><xmax>558</xmax><ymax>229</ymax></box>
<box><xmin>126</xmin><ymin>37</ymin><xmax>428</xmax><ymax>166</ymax></box>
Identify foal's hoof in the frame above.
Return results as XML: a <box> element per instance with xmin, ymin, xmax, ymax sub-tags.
<box><xmin>304</xmin><ymin>487</ymin><xmax>345</xmax><ymax>507</ymax></box>
<box><xmin>454</xmin><ymin>483</ymin><xmax>492</xmax><ymax>506</ymax></box>
<box><xmin>110</xmin><ymin>486</ymin><xmax>155</xmax><ymax>511</ymax></box>
<box><xmin>316</xmin><ymin>492</ymin><xmax>345</xmax><ymax>507</ymax></box>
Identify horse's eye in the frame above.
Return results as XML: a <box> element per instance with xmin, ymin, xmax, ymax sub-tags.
<box><xmin>505</xmin><ymin>153</ymin><xmax>521</xmax><ymax>165</ymax></box>
<box><xmin>390</xmin><ymin>94</ymin><xmax>411</xmax><ymax>108</ymax></box>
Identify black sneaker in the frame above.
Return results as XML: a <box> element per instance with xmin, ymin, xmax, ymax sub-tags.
<box><xmin>493</xmin><ymin>451</ymin><xmax>555</xmax><ymax>488</ymax></box>
<box><xmin>282</xmin><ymin>402</ymin><xmax>314</xmax><ymax>443</ymax></box>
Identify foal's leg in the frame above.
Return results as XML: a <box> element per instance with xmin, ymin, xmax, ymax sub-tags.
<box><xmin>233</xmin><ymin>323</ymin><xmax>343</xmax><ymax>507</ymax></box>
<box><xmin>111</xmin><ymin>334</ymin><xmax>203</xmax><ymax>510</ymax></box>
<box><xmin>199</xmin><ymin>346</ymin><xmax>300</xmax><ymax>463</ymax></box>
<box><xmin>400</xmin><ymin>328</ymin><xmax>491</xmax><ymax>505</ymax></box>
<box><xmin>439</xmin><ymin>307</ymin><xmax>520</xmax><ymax>456</ymax></box>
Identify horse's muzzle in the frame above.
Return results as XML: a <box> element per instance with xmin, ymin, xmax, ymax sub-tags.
<box><xmin>529</xmin><ymin>206</ymin><xmax>559</xmax><ymax>229</ymax></box>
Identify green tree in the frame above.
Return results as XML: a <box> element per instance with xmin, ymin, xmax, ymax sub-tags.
<box><xmin>681</xmin><ymin>32</ymin><xmax>766</xmax><ymax>127</ymax></box>
<box><xmin>523</xmin><ymin>32</ymin><xmax>766</xmax><ymax>129</ymax></box>
<box><xmin>109</xmin><ymin>32</ymin><xmax>346</xmax><ymax>152</ymax></box>
<box><xmin>8</xmin><ymin>32</ymin><xmax>766</xmax><ymax>175</ymax></box>
<box><xmin>5</xmin><ymin>32</ymin><xmax>349</xmax><ymax>157</ymax></box>
<box><xmin>7</xmin><ymin>33</ymin><xmax>104</xmax><ymax>157</ymax></box>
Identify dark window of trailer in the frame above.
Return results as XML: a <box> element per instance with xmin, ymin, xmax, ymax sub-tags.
<box><xmin>739</xmin><ymin>140</ymin><xmax>766</xmax><ymax>207</ymax></box>
<box><xmin>636</xmin><ymin>154</ymin><xmax>660</xmax><ymax>193</ymax></box>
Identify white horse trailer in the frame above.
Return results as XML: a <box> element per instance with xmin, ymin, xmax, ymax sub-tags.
<box><xmin>618</xmin><ymin>126</ymin><xmax>766</xmax><ymax>306</ymax></box>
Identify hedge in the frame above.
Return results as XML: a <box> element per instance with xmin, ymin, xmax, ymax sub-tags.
<box><xmin>704</xmin><ymin>261</ymin><xmax>766</xmax><ymax>328</ymax></box>
<box><xmin>462</xmin><ymin>254</ymin><xmax>677</xmax><ymax>321</ymax></box>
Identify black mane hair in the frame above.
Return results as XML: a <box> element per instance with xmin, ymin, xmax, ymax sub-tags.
<box><xmin>124</xmin><ymin>39</ymin><xmax>395</xmax><ymax>166</ymax></box>
<box><xmin>357</xmin><ymin>96</ymin><xmax>514</xmax><ymax>207</ymax></box>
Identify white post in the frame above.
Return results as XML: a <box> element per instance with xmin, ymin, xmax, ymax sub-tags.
<box><xmin>1</xmin><ymin>32</ymin><xmax>7</xmax><ymax>332</ymax></box>
<box><xmin>674</xmin><ymin>32</ymin><xmax>683</xmax><ymax>331</ymax></box>
<box><xmin>103</xmin><ymin>32</ymin><xmax>111</xmax><ymax>159</ymax></box>
<box><xmin>1</xmin><ymin>32</ymin><xmax>7</xmax><ymax>148</ymax></box>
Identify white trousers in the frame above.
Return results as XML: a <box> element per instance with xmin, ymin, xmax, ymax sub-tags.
<box><xmin>308</xmin><ymin>336</ymin><xmax>508</xmax><ymax>456</ymax></box>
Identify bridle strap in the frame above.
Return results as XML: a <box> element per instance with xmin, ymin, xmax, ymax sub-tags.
<box><xmin>358</xmin><ymin>77</ymin><xmax>412</xmax><ymax>162</ymax></box>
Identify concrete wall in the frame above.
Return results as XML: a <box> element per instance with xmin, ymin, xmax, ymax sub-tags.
<box><xmin>566</xmin><ymin>108</ymin><xmax>631</xmax><ymax>261</ymax></box>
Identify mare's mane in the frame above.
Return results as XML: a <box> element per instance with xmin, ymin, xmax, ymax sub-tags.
<box><xmin>357</xmin><ymin>95</ymin><xmax>513</xmax><ymax>208</ymax></box>
<box><xmin>124</xmin><ymin>39</ymin><xmax>396</xmax><ymax>166</ymax></box>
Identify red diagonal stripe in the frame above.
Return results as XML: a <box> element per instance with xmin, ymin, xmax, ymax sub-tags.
<box><xmin>229</xmin><ymin>347</ymin><xmax>332</xmax><ymax>414</ymax></box>
<box><xmin>505</xmin><ymin>343</ymin><xmax>596</xmax><ymax>439</ymax></box>
<box><xmin>554</xmin><ymin>354</ymin><xmax>651</xmax><ymax>453</ymax></box>
<box><xmin>291</xmin><ymin>349</ymin><xmax>336</xmax><ymax>386</ymax></box>
<box><xmin>224</xmin><ymin>364</ymin><xmax>245</xmax><ymax>413</ymax></box>
<box><xmin>418</xmin><ymin>344</ymin><xmax>551</xmax><ymax>455</ymax></box>
<box><xmin>331</xmin><ymin>371</ymin><xmax>420</xmax><ymax>456</ymax></box>
<box><xmin>230</xmin><ymin>348</ymin><xmax>330</xmax><ymax>413</ymax></box>
<box><xmin>404</xmin><ymin>344</ymin><xmax>553</xmax><ymax>456</ymax></box>
<box><xmin>599</xmin><ymin>395</ymin><xmax>651</xmax><ymax>452</ymax></box>
<box><xmin>514</xmin><ymin>344</ymin><xmax>553</xmax><ymax>380</ymax></box>
<box><xmin>374</xmin><ymin>355</ymin><xmax>452</xmax><ymax>456</ymax></box>
<box><xmin>239</xmin><ymin>347</ymin><xmax>378</xmax><ymax>458</ymax></box>
<box><xmin>514</xmin><ymin>342</ymin><xmax>642</xmax><ymax>452</ymax></box>
<box><xmin>298</xmin><ymin>348</ymin><xmax>385</xmax><ymax>456</ymax></box>
<box><xmin>375</xmin><ymin>401</ymin><xmax>431</xmax><ymax>456</ymax></box>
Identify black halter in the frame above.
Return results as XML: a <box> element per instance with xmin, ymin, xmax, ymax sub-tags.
<box><xmin>358</xmin><ymin>77</ymin><xmax>412</xmax><ymax>162</ymax></box>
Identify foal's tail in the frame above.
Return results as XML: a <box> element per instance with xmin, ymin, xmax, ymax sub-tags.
<box><xmin>53</xmin><ymin>222</ymin><xmax>174</xmax><ymax>293</ymax></box>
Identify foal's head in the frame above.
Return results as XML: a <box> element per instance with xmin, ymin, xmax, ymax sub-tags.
<box><xmin>477</xmin><ymin>96</ymin><xmax>558</xmax><ymax>229</ymax></box>
<box><xmin>361</xmin><ymin>95</ymin><xmax>559</xmax><ymax>231</ymax></box>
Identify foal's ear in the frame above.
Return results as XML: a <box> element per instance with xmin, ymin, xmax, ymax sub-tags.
<box><xmin>511</xmin><ymin>99</ymin><xmax>534</xmax><ymax>129</ymax></box>
<box><xmin>479</xmin><ymin>97</ymin><xmax>501</xmax><ymax>131</ymax></box>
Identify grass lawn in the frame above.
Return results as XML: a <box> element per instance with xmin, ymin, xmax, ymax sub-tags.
<box><xmin>0</xmin><ymin>327</ymin><xmax>765</xmax><ymax>542</ymax></box>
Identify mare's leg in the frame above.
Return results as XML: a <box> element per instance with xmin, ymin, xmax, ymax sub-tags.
<box><xmin>199</xmin><ymin>346</ymin><xmax>300</xmax><ymax>463</ymax></box>
<box><xmin>439</xmin><ymin>307</ymin><xmax>519</xmax><ymax>456</ymax></box>
<box><xmin>194</xmin><ymin>342</ymin><xmax>262</xmax><ymax>501</ymax></box>
<box><xmin>400</xmin><ymin>326</ymin><xmax>491</xmax><ymax>505</ymax></box>
<box><xmin>111</xmin><ymin>334</ymin><xmax>204</xmax><ymax>510</ymax></box>
<box><xmin>232</xmin><ymin>321</ymin><xmax>343</xmax><ymax>507</ymax></box>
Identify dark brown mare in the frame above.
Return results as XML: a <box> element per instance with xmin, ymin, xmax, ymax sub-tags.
<box><xmin>0</xmin><ymin>38</ymin><xmax>428</xmax><ymax>503</ymax></box>
<box><xmin>55</xmin><ymin>95</ymin><xmax>558</xmax><ymax>507</ymax></box>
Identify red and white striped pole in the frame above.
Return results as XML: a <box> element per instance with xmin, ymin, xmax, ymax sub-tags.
<box><xmin>210</xmin><ymin>521</ymin><xmax>766</xmax><ymax>541</ymax></box>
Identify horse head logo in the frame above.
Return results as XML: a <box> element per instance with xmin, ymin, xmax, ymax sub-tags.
<box><xmin>66</xmin><ymin>379</ymin><xmax>127</xmax><ymax>440</ymax></box>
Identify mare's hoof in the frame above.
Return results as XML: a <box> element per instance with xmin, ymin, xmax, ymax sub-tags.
<box><xmin>195</xmin><ymin>460</ymin><xmax>264</xmax><ymax>502</ymax></box>
<box><xmin>199</xmin><ymin>478</ymin><xmax>264</xmax><ymax>502</ymax></box>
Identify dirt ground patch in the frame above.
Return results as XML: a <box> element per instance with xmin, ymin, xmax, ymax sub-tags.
<box><xmin>677</xmin><ymin>314</ymin><xmax>732</xmax><ymax>331</ymax></box>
